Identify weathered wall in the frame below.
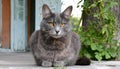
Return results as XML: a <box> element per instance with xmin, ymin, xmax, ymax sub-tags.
<box><xmin>35</xmin><ymin>0</ymin><xmax>61</xmax><ymax>30</ymax></box>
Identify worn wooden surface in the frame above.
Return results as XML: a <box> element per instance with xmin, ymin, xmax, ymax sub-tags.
<box><xmin>0</xmin><ymin>0</ymin><xmax>1</xmax><ymax>47</ymax></box>
<box><xmin>2</xmin><ymin>0</ymin><xmax>10</xmax><ymax>48</ymax></box>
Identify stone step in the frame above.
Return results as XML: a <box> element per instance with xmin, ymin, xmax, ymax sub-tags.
<box><xmin>0</xmin><ymin>65</ymin><xmax>119</xmax><ymax>69</ymax></box>
<box><xmin>0</xmin><ymin>52</ymin><xmax>120</xmax><ymax>69</ymax></box>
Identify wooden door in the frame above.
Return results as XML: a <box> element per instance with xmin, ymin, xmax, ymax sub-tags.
<box><xmin>0</xmin><ymin>0</ymin><xmax>10</xmax><ymax>48</ymax></box>
<box><xmin>0</xmin><ymin>0</ymin><xmax>2</xmax><ymax>47</ymax></box>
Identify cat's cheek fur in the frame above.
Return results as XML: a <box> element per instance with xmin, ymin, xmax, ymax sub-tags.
<box><xmin>49</xmin><ymin>30</ymin><xmax>54</xmax><ymax>35</ymax></box>
<box><xmin>64</xmin><ymin>25</ymin><xmax>72</xmax><ymax>33</ymax></box>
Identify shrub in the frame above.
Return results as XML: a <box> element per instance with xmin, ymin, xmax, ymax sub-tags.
<box><xmin>72</xmin><ymin>0</ymin><xmax>120</xmax><ymax>61</ymax></box>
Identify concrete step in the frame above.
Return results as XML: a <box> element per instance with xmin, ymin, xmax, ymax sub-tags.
<box><xmin>0</xmin><ymin>65</ymin><xmax>120</xmax><ymax>69</ymax></box>
<box><xmin>0</xmin><ymin>52</ymin><xmax>120</xmax><ymax>69</ymax></box>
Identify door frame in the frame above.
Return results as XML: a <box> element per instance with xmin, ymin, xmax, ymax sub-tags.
<box><xmin>0</xmin><ymin>0</ymin><xmax>11</xmax><ymax>52</ymax></box>
<box><xmin>0</xmin><ymin>0</ymin><xmax>10</xmax><ymax>49</ymax></box>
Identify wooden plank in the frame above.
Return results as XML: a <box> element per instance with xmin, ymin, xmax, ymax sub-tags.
<box><xmin>0</xmin><ymin>0</ymin><xmax>2</xmax><ymax>46</ymax></box>
<box><xmin>11</xmin><ymin>0</ymin><xmax>28</xmax><ymax>52</ymax></box>
<box><xmin>28</xmin><ymin>0</ymin><xmax>31</xmax><ymax>40</ymax></box>
<box><xmin>2</xmin><ymin>0</ymin><xmax>10</xmax><ymax>48</ymax></box>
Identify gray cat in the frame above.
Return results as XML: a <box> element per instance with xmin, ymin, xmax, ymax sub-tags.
<box><xmin>29</xmin><ymin>4</ymin><xmax>90</xmax><ymax>67</ymax></box>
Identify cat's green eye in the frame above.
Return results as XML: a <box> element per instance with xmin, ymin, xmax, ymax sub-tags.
<box><xmin>60</xmin><ymin>23</ymin><xmax>65</xmax><ymax>27</ymax></box>
<box><xmin>48</xmin><ymin>22</ymin><xmax>54</xmax><ymax>27</ymax></box>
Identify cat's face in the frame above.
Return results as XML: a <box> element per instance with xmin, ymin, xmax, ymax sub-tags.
<box><xmin>40</xmin><ymin>4</ymin><xmax>73</xmax><ymax>38</ymax></box>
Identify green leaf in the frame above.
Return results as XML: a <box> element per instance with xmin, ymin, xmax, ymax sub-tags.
<box><xmin>102</xmin><ymin>25</ymin><xmax>107</xmax><ymax>34</ymax></box>
<box><xmin>105</xmin><ymin>52</ymin><xmax>111</xmax><ymax>59</ymax></box>
<box><xmin>108</xmin><ymin>48</ymin><xmax>117</xmax><ymax>58</ymax></box>
<box><xmin>117</xmin><ymin>46</ymin><xmax>120</xmax><ymax>54</ymax></box>
<box><xmin>93</xmin><ymin>13</ymin><xmax>99</xmax><ymax>18</ymax></box>
<box><xmin>89</xmin><ymin>3</ymin><xmax>97</xmax><ymax>8</ymax></box>
<box><xmin>91</xmin><ymin>43</ymin><xmax>97</xmax><ymax>50</ymax></box>
<box><xmin>95</xmin><ymin>53</ymin><xmax>102</xmax><ymax>61</ymax></box>
<box><xmin>62</xmin><ymin>67</ymin><xmax>66</xmax><ymax>69</ymax></box>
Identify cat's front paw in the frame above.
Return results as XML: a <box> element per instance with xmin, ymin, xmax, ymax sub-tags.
<box><xmin>42</xmin><ymin>61</ymin><xmax>52</xmax><ymax>67</ymax></box>
<box><xmin>53</xmin><ymin>61</ymin><xmax>65</xmax><ymax>67</ymax></box>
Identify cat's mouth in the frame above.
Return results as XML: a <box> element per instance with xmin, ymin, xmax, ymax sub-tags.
<box><xmin>51</xmin><ymin>34</ymin><xmax>62</xmax><ymax>38</ymax></box>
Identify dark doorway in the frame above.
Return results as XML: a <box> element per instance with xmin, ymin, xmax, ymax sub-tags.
<box><xmin>28</xmin><ymin>0</ymin><xmax>35</xmax><ymax>39</ymax></box>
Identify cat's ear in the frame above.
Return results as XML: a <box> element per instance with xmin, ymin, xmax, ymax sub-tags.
<box><xmin>62</xmin><ymin>6</ymin><xmax>73</xmax><ymax>19</ymax></box>
<box><xmin>42</xmin><ymin>4</ymin><xmax>52</xmax><ymax>18</ymax></box>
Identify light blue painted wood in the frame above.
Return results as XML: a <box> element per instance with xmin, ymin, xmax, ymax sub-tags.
<box><xmin>11</xmin><ymin>0</ymin><xmax>28</xmax><ymax>52</ymax></box>
<box><xmin>35</xmin><ymin>0</ymin><xmax>61</xmax><ymax>30</ymax></box>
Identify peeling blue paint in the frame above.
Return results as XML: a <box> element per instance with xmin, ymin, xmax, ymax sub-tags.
<box><xmin>11</xmin><ymin>0</ymin><xmax>28</xmax><ymax>52</ymax></box>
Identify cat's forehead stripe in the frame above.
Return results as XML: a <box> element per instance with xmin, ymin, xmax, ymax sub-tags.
<box><xmin>54</xmin><ymin>13</ymin><xmax>61</xmax><ymax>23</ymax></box>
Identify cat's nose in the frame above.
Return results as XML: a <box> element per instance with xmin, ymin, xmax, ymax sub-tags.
<box><xmin>56</xmin><ymin>30</ymin><xmax>59</xmax><ymax>34</ymax></box>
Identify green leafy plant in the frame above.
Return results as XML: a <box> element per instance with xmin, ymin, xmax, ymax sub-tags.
<box><xmin>72</xmin><ymin>0</ymin><xmax>120</xmax><ymax>61</ymax></box>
